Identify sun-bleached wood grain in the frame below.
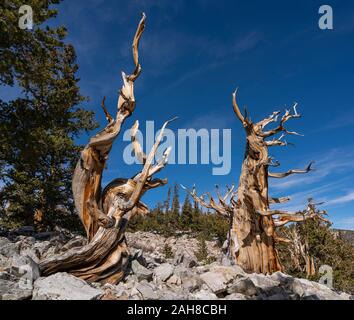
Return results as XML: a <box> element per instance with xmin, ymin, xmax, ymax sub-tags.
<box><xmin>184</xmin><ymin>90</ymin><xmax>329</xmax><ymax>274</ymax></box>
<box><xmin>39</xmin><ymin>14</ymin><xmax>174</xmax><ymax>284</ymax></box>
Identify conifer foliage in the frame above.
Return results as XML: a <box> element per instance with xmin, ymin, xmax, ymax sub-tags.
<box><xmin>0</xmin><ymin>1</ymin><xmax>97</xmax><ymax>229</ymax></box>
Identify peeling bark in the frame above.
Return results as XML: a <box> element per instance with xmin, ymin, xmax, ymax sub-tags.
<box><xmin>184</xmin><ymin>90</ymin><xmax>329</xmax><ymax>274</ymax></box>
<box><xmin>39</xmin><ymin>14</ymin><xmax>174</xmax><ymax>284</ymax></box>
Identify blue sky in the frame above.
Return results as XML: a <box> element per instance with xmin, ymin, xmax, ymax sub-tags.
<box><xmin>6</xmin><ymin>1</ymin><xmax>354</xmax><ymax>229</ymax></box>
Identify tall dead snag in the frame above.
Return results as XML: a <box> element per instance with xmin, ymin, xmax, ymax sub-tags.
<box><xmin>39</xmin><ymin>14</ymin><xmax>174</xmax><ymax>284</ymax></box>
<box><xmin>184</xmin><ymin>90</ymin><xmax>329</xmax><ymax>274</ymax></box>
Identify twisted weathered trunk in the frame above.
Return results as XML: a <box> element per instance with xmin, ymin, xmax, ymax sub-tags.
<box><xmin>230</xmin><ymin>138</ymin><xmax>281</xmax><ymax>273</ymax></box>
<box><xmin>39</xmin><ymin>14</ymin><xmax>174</xmax><ymax>284</ymax></box>
<box><xmin>185</xmin><ymin>89</ymin><xmax>329</xmax><ymax>274</ymax></box>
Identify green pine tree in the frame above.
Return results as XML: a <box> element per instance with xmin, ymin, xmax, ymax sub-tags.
<box><xmin>181</xmin><ymin>194</ymin><xmax>193</xmax><ymax>230</ymax></box>
<box><xmin>277</xmin><ymin>219</ymin><xmax>354</xmax><ymax>294</ymax></box>
<box><xmin>164</xmin><ymin>187</ymin><xmax>171</xmax><ymax>214</ymax></box>
<box><xmin>0</xmin><ymin>1</ymin><xmax>97</xmax><ymax>230</ymax></box>
<box><xmin>171</xmin><ymin>183</ymin><xmax>180</xmax><ymax>228</ymax></box>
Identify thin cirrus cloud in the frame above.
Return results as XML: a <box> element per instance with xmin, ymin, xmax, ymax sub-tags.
<box><xmin>156</xmin><ymin>31</ymin><xmax>263</xmax><ymax>93</ymax></box>
<box><xmin>138</xmin><ymin>30</ymin><xmax>263</xmax><ymax>78</ymax></box>
<box><xmin>323</xmin><ymin>110</ymin><xmax>354</xmax><ymax>131</ymax></box>
<box><xmin>326</xmin><ymin>191</ymin><xmax>354</xmax><ymax>206</ymax></box>
<box><xmin>268</xmin><ymin>146</ymin><xmax>354</xmax><ymax>229</ymax></box>
<box><xmin>270</xmin><ymin>146</ymin><xmax>354</xmax><ymax>190</ymax></box>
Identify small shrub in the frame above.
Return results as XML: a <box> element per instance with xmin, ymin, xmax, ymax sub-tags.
<box><xmin>163</xmin><ymin>243</ymin><xmax>174</xmax><ymax>259</ymax></box>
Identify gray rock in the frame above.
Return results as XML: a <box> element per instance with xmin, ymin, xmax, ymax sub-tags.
<box><xmin>153</xmin><ymin>263</ymin><xmax>174</xmax><ymax>282</ymax></box>
<box><xmin>290</xmin><ymin>278</ymin><xmax>347</xmax><ymax>300</ymax></box>
<box><xmin>166</xmin><ymin>274</ymin><xmax>182</xmax><ymax>286</ymax></box>
<box><xmin>192</xmin><ymin>289</ymin><xmax>218</xmax><ymax>300</ymax></box>
<box><xmin>220</xmin><ymin>253</ymin><xmax>233</xmax><ymax>266</ymax></box>
<box><xmin>200</xmin><ymin>271</ymin><xmax>230</xmax><ymax>294</ymax></box>
<box><xmin>178</xmin><ymin>269</ymin><xmax>203</xmax><ymax>292</ymax></box>
<box><xmin>131</xmin><ymin>259</ymin><xmax>153</xmax><ymax>281</ymax></box>
<box><xmin>0</xmin><ymin>252</ymin><xmax>40</xmax><ymax>299</ymax></box>
<box><xmin>9</xmin><ymin>254</ymin><xmax>40</xmax><ymax>278</ymax></box>
<box><xmin>0</xmin><ymin>278</ymin><xmax>32</xmax><ymax>300</ymax></box>
<box><xmin>19</xmin><ymin>248</ymin><xmax>40</xmax><ymax>263</ymax></box>
<box><xmin>249</xmin><ymin>273</ymin><xmax>280</xmax><ymax>291</ymax></box>
<box><xmin>270</xmin><ymin>271</ymin><xmax>293</xmax><ymax>284</ymax></box>
<box><xmin>32</xmin><ymin>273</ymin><xmax>103</xmax><ymax>300</ymax></box>
<box><xmin>135</xmin><ymin>283</ymin><xmax>159</xmax><ymax>300</ymax></box>
<box><xmin>0</xmin><ymin>253</ymin><xmax>40</xmax><ymax>289</ymax></box>
<box><xmin>173</xmin><ymin>248</ymin><xmax>198</xmax><ymax>268</ymax></box>
<box><xmin>209</xmin><ymin>264</ymin><xmax>245</xmax><ymax>280</ymax></box>
<box><xmin>227</xmin><ymin>278</ymin><xmax>258</xmax><ymax>296</ymax></box>
<box><xmin>194</xmin><ymin>265</ymin><xmax>209</xmax><ymax>274</ymax></box>
<box><xmin>163</xmin><ymin>290</ymin><xmax>189</xmax><ymax>300</ymax></box>
<box><xmin>32</xmin><ymin>241</ymin><xmax>53</xmax><ymax>258</ymax></box>
<box><xmin>129</xmin><ymin>287</ymin><xmax>142</xmax><ymax>300</ymax></box>
<box><xmin>223</xmin><ymin>293</ymin><xmax>247</xmax><ymax>300</ymax></box>
<box><xmin>0</xmin><ymin>254</ymin><xmax>11</xmax><ymax>271</ymax></box>
<box><xmin>17</xmin><ymin>237</ymin><xmax>40</xmax><ymax>263</ymax></box>
<box><xmin>0</xmin><ymin>237</ymin><xmax>19</xmax><ymax>257</ymax></box>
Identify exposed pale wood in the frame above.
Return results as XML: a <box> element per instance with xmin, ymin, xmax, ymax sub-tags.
<box><xmin>268</xmin><ymin>162</ymin><xmax>314</xmax><ymax>178</ymax></box>
<box><xmin>283</xmin><ymin>216</ymin><xmax>320</xmax><ymax>277</ymax></box>
<box><xmin>184</xmin><ymin>90</ymin><xmax>329</xmax><ymax>274</ymax></box>
<box><xmin>269</xmin><ymin>196</ymin><xmax>291</xmax><ymax>204</ymax></box>
<box><xmin>39</xmin><ymin>14</ymin><xmax>173</xmax><ymax>284</ymax></box>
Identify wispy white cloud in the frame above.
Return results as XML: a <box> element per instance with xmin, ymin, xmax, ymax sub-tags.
<box><xmin>159</xmin><ymin>30</ymin><xmax>263</xmax><ymax>92</ymax></box>
<box><xmin>270</xmin><ymin>147</ymin><xmax>354</xmax><ymax>190</ymax></box>
<box><xmin>269</xmin><ymin>146</ymin><xmax>354</xmax><ymax>218</ymax></box>
<box><xmin>270</xmin><ymin>177</ymin><xmax>352</xmax><ymax>211</ymax></box>
<box><xmin>326</xmin><ymin>191</ymin><xmax>354</xmax><ymax>206</ymax></box>
<box><xmin>322</xmin><ymin>110</ymin><xmax>354</xmax><ymax>131</ymax></box>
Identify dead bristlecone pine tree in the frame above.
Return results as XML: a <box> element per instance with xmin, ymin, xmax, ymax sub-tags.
<box><xmin>39</xmin><ymin>13</ymin><xmax>175</xmax><ymax>284</ymax></box>
<box><xmin>183</xmin><ymin>89</ymin><xmax>330</xmax><ymax>274</ymax></box>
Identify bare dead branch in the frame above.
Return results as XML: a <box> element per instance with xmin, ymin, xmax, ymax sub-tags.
<box><xmin>120</xmin><ymin>117</ymin><xmax>177</xmax><ymax>211</ymax></box>
<box><xmin>148</xmin><ymin>146</ymin><xmax>172</xmax><ymax>177</ymax></box>
<box><xmin>265</xmin><ymin>133</ymin><xmax>293</xmax><ymax>147</ymax></box>
<box><xmin>261</xmin><ymin>103</ymin><xmax>302</xmax><ymax>138</ymax></box>
<box><xmin>268</xmin><ymin>162</ymin><xmax>314</xmax><ymax>178</ymax></box>
<box><xmin>181</xmin><ymin>184</ymin><xmax>232</xmax><ymax>217</ymax></box>
<box><xmin>223</xmin><ymin>184</ymin><xmax>236</xmax><ymax>201</ymax></box>
<box><xmin>100</xmin><ymin>96</ymin><xmax>114</xmax><ymax>124</ymax></box>
<box><xmin>131</xmin><ymin>120</ymin><xmax>146</xmax><ymax>164</ymax></box>
<box><xmin>128</xmin><ymin>12</ymin><xmax>146</xmax><ymax>82</ymax></box>
<box><xmin>269</xmin><ymin>196</ymin><xmax>291</xmax><ymax>204</ymax></box>
<box><xmin>232</xmin><ymin>88</ymin><xmax>248</xmax><ymax>126</ymax></box>
<box><xmin>266</xmin><ymin>157</ymin><xmax>281</xmax><ymax>167</ymax></box>
<box><xmin>259</xmin><ymin>205</ymin><xmax>330</xmax><ymax>227</ymax></box>
<box><xmin>257</xmin><ymin>110</ymin><xmax>280</xmax><ymax>129</ymax></box>
<box><xmin>274</xmin><ymin>235</ymin><xmax>292</xmax><ymax>243</ymax></box>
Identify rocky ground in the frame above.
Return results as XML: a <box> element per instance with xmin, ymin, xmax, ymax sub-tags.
<box><xmin>0</xmin><ymin>226</ymin><xmax>352</xmax><ymax>300</ymax></box>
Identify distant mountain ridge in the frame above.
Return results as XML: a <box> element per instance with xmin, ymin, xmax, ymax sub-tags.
<box><xmin>333</xmin><ymin>229</ymin><xmax>354</xmax><ymax>245</ymax></box>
